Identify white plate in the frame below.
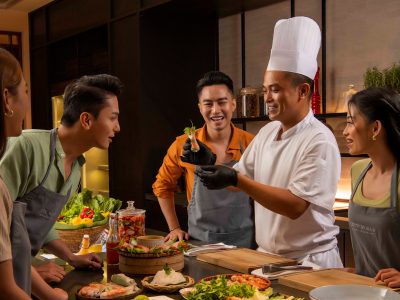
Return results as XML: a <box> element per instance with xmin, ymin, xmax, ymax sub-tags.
<box><xmin>179</xmin><ymin>287</ymin><xmax>195</xmax><ymax>299</ymax></box>
<box><xmin>309</xmin><ymin>285</ymin><xmax>400</xmax><ymax>300</ymax></box>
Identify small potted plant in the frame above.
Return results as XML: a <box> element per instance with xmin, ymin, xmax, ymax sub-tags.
<box><xmin>364</xmin><ymin>63</ymin><xmax>400</xmax><ymax>93</ymax></box>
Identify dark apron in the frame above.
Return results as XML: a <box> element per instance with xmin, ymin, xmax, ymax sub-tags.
<box><xmin>349</xmin><ymin>161</ymin><xmax>400</xmax><ymax>277</ymax></box>
<box><xmin>11</xmin><ymin>128</ymin><xmax>72</xmax><ymax>293</ymax></box>
<box><xmin>10</xmin><ymin>201</ymin><xmax>31</xmax><ymax>294</ymax></box>
<box><xmin>188</xmin><ymin>158</ymin><xmax>255</xmax><ymax>248</ymax></box>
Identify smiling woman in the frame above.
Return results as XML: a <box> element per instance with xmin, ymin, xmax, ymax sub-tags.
<box><xmin>0</xmin><ymin>47</ymin><xmax>34</xmax><ymax>299</ymax></box>
<box><xmin>344</xmin><ymin>87</ymin><xmax>400</xmax><ymax>286</ymax></box>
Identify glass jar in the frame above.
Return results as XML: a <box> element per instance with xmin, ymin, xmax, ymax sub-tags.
<box><xmin>117</xmin><ymin>201</ymin><xmax>146</xmax><ymax>243</ymax></box>
<box><xmin>237</xmin><ymin>87</ymin><xmax>261</xmax><ymax>118</ymax></box>
<box><xmin>106</xmin><ymin>213</ymin><xmax>119</xmax><ymax>264</ymax></box>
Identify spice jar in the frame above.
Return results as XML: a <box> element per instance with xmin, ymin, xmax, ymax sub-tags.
<box><xmin>237</xmin><ymin>87</ymin><xmax>260</xmax><ymax>118</ymax></box>
<box><xmin>117</xmin><ymin>201</ymin><xmax>145</xmax><ymax>243</ymax></box>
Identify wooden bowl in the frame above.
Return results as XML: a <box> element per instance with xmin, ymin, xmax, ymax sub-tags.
<box><xmin>136</xmin><ymin>235</ymin><xmax>164</xmax><ymax>248</ymax></box>
<box><xmin>118</xmin><ymin>252</ymin><xmax>184</xmax><ymax>275</ymax></box>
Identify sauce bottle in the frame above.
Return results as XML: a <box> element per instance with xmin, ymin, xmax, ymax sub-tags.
<box><xmin>77</xmin><ymin>234</ymin><xmax>90</xmax><ymax>255</ymax></box>
<box><xmin>312</xmin><ymin>67</ymin><xmax>321</xmax><ymax>114</ymax></box>
<box><xmin>106</xmin><ymin>213</ymin><xmax>120</xmax><ymax>264</ymax></box>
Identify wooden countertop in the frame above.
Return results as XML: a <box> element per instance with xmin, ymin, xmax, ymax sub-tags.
<box><xmin>55</xmin><ymin>229</ymin><xmax>309</xmax><ymax>300</ymax></box>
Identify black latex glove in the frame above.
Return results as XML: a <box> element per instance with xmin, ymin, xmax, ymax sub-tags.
<box><xmin>195</xmin><ymin>165</ymin><xmax>238</xmax><ymax>190</ymax></box>
<box><xmin>181</xmin><ymin>138</ymin><xmax>216</xmax><ymax>165</ymax></box>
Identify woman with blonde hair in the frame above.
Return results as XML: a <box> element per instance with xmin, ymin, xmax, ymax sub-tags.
<box><xmin>0</xmin><ymin>48</ymin><xmax>67</xmax><ymax>299</ymax></box>
<box><xmin>343</xmin><ymin>87</ymin><xmax>400</xmax><ymax>288</ymax></box>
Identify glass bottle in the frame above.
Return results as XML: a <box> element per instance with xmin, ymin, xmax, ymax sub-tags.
<box><xmin>106</xmin><ymin>213</ymin><xmax>120</xmax><ymax>264</ymax></box>
<box><xmin>77</xmin><ymin>234</ymin><xmax>90</xmax><ymax>255</ymax></box>
<box><xmin>117</xmin><ymin>201</ymin><xmax>146</xmax><ymax>243</ymax></box>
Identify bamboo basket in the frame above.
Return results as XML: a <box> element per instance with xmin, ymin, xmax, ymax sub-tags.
<box><xmin>56</xmin><ymin>224</ymin><xmax>107</xmax><ymax>253</ymax></box>
<box><xmin>119</xmin><ymin>252</ymin><xmax>184</xmax><ymax>275</ymax></box>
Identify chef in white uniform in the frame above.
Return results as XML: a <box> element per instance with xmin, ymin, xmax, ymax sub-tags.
<box><xmin>185</xmin><ymin>16</ymin><xmax>343</xmax><ymax>268</ymax></box>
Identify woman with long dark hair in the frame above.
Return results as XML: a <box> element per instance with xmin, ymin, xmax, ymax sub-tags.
<box><xmin>343</xmin><ymin>87</ymin><xmax>400</xmax><ymax>288</ymax></box>
<box><xmin>0</xmin><ymin>48</ymin><xmax>67</xmax><ymax>299</ymax></box>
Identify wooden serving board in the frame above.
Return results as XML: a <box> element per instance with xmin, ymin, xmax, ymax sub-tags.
<box><xmin>196</xmin><ymin>248</ymin><xmax>296</xmax><ymax>274</ymax></box>
<box><xmin>279</xmin><ymin>269</ymin><xmax>385</xmax><ymax>292</ymax></box>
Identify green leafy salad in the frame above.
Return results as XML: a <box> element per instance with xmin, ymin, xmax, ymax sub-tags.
<box><xmin>186</xmin><ymin>276</ymin><xmax>304</xmax><ymax>300</ymax></box>
<box><xmin>55</xmin><ymin>188</ymin><xmax>122</xmax><ymax>230</ymax></box>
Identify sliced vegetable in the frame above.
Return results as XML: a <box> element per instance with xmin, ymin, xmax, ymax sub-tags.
<box><xmin>80</xmin><ymin>207</ymin><xmax>95</xmax><ymax>219</ymax></box>
<box><xmin>184</xmin><ymin>121</ymin><xmax>200</xmax><ymax>152</ymax></box>
<box><xmin>118</xmin><ymin>215</ymin><xmax>145</xmax><ymax>243</ymax></box>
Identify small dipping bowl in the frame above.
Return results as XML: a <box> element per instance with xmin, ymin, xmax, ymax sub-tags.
<box><xmin>136</xmin><ymin>235</ymin><xmax>164</xmax><ymax>248</ymax></box>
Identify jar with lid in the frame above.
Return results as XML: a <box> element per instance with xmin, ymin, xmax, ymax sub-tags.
<box><xmin>237</xmin><ymin>87</ymin><xmax>261</xmax><ymax>118</ymax></box>
<box><xmin>106</xmin><ymin>213</ymin><xmax>119</xmax><ymax>265</ymax></box>
<box><xmin>117</xmin><ymin>201</ymin><xmax>146</xmax><ymax>243</ymax></box>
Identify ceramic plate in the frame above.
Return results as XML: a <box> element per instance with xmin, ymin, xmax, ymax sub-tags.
<box><xmin>141</xmin><ymin>275</ymin><xmax>195</xmax><ymax>293</ymax></box>
<box><xmin>179</xmin><ymin>287</ymin><xmax>195</xmax><ymax>299</ymax></box>
<box><xmin>309</xmin><ymin>285</ymin><xmax>400</xmax><ymax>300</ymax></box>
<box><xmin>76</xmin><ymin>289</ymin><xmax>142</xmax><ymax>300</ymax></box>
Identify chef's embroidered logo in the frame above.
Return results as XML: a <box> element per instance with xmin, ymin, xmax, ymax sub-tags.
<box><xmin>350</xmin><ymin>222</ymin><xmax>376</xmax><ymax>235</ymax></box>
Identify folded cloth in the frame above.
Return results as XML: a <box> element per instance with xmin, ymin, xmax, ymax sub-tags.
<box><xmin>251</xmin><ymin>260</ymin><xmax>321</xmax><ymax>280</ymax></box>
<box><xmin>184</xmin><ymin>243</ymin><xmax>236</xmax><ymax>257</ymax></box>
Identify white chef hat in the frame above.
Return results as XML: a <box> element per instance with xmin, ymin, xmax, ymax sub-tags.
<box><xmin>267</xmin><ymin>16</ymin><xmax>321</xmax><ymax>79</ymax></box>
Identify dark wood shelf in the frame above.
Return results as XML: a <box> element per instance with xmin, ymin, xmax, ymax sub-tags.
<box><xmin>232</xmin><ymin>112</ymin><xmax>347</xmax><ymax>124</ymax></box>
<box><xmin>232</xmin><ymin>116</ymin><xmax>269</xmax><ymax>123</ymax></box>
<box><xmin>340</xmin><ymin>153</ymin><xmax>368</xmax><ymax>158</ymax></box>
<box><xmin>316</xmin><ymin>112</ymin><xmax>347</xmax><ymax>118</ymax></box>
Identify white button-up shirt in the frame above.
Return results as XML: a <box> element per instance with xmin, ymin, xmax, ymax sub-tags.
<box><xmin>235</xmin><ymin>110</ymin><xmax>340</xmax><ymax>259</ymax></box>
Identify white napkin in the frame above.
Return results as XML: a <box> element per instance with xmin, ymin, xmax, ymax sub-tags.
<box><xmin>184</xmin><ymin>243</ymin><xmax>236</xmax><ymax>257</ymax></box>
<box><xmin>39</xmin><ymin>253</ymin><xmax>58</xmax><ymax>260</ymax></box>
<box><xmin>251</xmin><ymin>261</ymin><xmax>321</xmax><ymax>280</ymax></box>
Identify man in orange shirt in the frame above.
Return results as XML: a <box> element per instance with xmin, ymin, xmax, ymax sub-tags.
<box><xmin>152</xmin><ymin>71</ymin><xmax>255</xmax><ymax>247</ymax></box>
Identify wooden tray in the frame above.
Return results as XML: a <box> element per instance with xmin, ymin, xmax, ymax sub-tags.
<box><xmin>197</xmin><ymin>248</ymin><xmax>296</xmax><ymax>273</ymax></box>
<box><xmin>278</xmin><ymin>269</ymin><xmax>387</xmax><ymax>292</ymax></box>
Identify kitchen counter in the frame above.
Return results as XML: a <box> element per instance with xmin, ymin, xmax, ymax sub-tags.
<box><xmin>56</xmin><ymin>254</ymin><xmax>310</xmax><ymax>300</ymax></box>
<box><xmin>54</xmin><ymin>229</ymin><xmax>309</xmax><ymax>299</ymax></box>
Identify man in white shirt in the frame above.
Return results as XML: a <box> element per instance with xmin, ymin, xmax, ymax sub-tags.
<box><xmin>182</xmin><ymin>16</ymin><xmax>342</xmax><ymax>268</ymax></box>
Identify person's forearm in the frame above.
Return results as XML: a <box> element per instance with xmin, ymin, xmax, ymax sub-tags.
<box><xmin>31</xmin><ymin>267</ymin><xmax>52</xmax><ymax>299</ymax></box>
<box><xmin>43</xmin><ymin>239</ymin><xmax>74</xmax><ymax>264</ymax></box>
<box><xmin>157</xmin><ymin>196</ymin><xmax>181</xmax><ymax>231</ymax></box>
<box><xmin>236</xmin><ymin>174</ymin><xmax>309</xmax><ymax>219</ymax></box>
<box><xmin>31</xmin><ymin>267</ymin><xmax>67</xmax><ymax>300</ymax></box>
<box><xmin>0</xmin><ymin>260</ymin><xmax>31</xmax><ymax>300</ymax></box>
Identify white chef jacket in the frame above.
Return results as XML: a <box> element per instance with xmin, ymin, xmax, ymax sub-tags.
<box><xmin>235</xmin><ymin>110</ymin><xmax>341</xmax><ymax>259</ymax></box>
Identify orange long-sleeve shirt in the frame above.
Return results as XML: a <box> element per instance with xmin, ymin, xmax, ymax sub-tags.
<box><xmin>152</xmin><ymin>124</ymin><xmax>254</xmax><ymax>202</ymax></box>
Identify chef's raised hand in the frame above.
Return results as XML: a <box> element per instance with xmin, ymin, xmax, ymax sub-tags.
<box><xmin>196</xmin><ymin>165</ymin><xmax>238</xmax><ymax>189</ymax></box>
<box><xmin>70</xmin><ymin>252</ymin><xmax>102</xmax><ymax>270</ymax></box>
<box><xmin>181</xmin><ymin>138</ymin><xmax>216</xmax><ymax>165</ymax></box>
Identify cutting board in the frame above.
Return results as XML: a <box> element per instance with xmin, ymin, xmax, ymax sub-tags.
<box><xmin>279</xmin><ymin>269</ymin><xmax>385</xmax><ymax>292</ymax></box>
<box><xmin>196</xmin><ymin>248</ymin><xmax>296</xmax><ymax>273</ymax></box>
